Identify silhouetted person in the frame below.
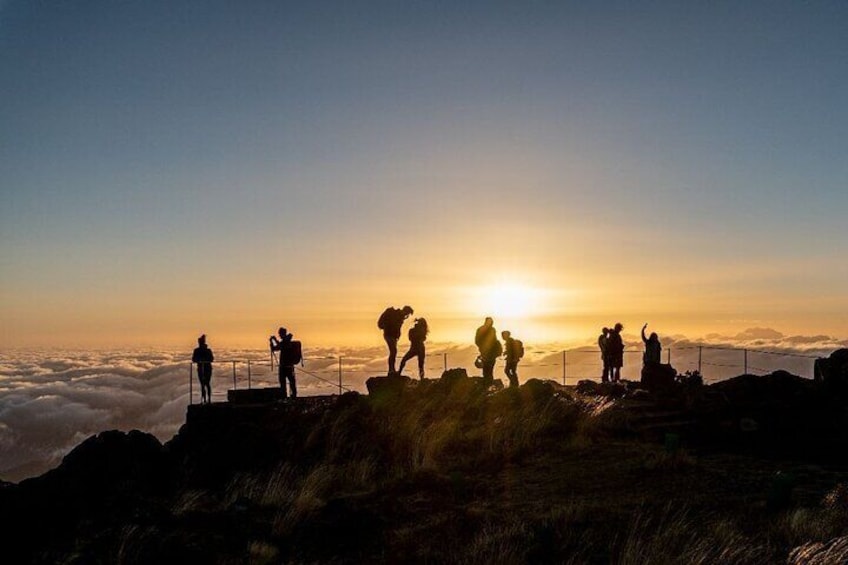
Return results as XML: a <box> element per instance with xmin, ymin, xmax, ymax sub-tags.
<box><xmin>378</xmin><ymin>305</ymin><xmax>413</xmax><ymax>375</ymax></box>
<box><xmin>598</xmin><ymin>327</ymin><xmax>611</xmax><ymax>383</ymax></box>
<box><xmin>502</xmin><ymin>330</ymin><xmax>524</xmax><ymax>388</ymax></box>
<box><xmin>475</xmin><ymin>317</ymin><xmax>502</xmax><ymax>386</ymax></box>
<box><xmin>641</xmin><ymin>323</ymin><xmax>662</xmax><ymax>366</ymax></box>
<box><xmin>608</xmin><ymin>323</ymin><xmax>625</xmax><ymax>383</ymax></box>
<box><xmin>270</xmin><ymin>327</ymin><xmax>298</xmax><ymax>398</ymax></box>
<box><xmin>192</xmin><ymin>334</ymin><xmax>214</xmax><ymax>404</ymax></box>
<box><xmin>399</xmin><ymin>317</ymin><xmax>429</xmax><ymax>379</ymax></box>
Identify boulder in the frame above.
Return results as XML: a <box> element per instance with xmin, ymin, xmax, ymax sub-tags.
<box><xmin>440</xmin><ymin>367</ymin><xmax>470</xmax><ymax>389</ymax></box>
<box><xmin>640</xmin><ymin>363</ymin><xmax>677</xmax><ymax>391</ymax></box>
<box><xmin>365</xmin><ymin>374</ymin><xmax>416</xmax><ymax>399</ymax></box>
<box><xmin>814</xmin><ymin>349</ymin><xmax>848</xmax><ymax>387</ymax></box>
<box><xmin>576</xmin><ymin>380</ymin><xmax>626</xmax><ymax>398</ymax></box>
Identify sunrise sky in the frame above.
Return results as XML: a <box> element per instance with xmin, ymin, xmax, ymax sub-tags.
<box><xmin>2</xmin><ymin>1</ymin><xmax>847</xmax><ymax>348</ymax></box>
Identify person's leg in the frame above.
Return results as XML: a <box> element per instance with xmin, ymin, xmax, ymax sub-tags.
<box><xmin>483</xmin><ymin>358</ymin><xmax>495</xmax><ymax>385</ymax></box>
<box><xmin>386</xmin><ymin>335</ymin><xmax>398</xmax><ymax>374</ymax></box>
<box><xmin>278</xmin><ymin>366</ymin><xmax>288</xmax><ymax>398</ymax></box>
<box><xmin>287</xmin><ymin>367</ymin><xmax>297</xmax><ymax>398</ymax></box>
<box><xmin>398</xmin><ymin>349</ymin><xmax>413</xmax><ymax>374</ymax></box>
<box><xmin>418</xmin><ymin>345</ymin><xmax>427</xmax><ymax>380</ymax></box>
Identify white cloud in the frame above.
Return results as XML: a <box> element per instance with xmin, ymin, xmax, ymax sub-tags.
<box><xmin>0</xmin><ymin>332</ymin><xmax>844</xmax><ymax>482</ymax></box>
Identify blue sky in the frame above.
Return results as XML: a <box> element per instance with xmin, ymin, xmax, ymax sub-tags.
<box><xmin>1</xmin><ymin>1</ymin><xmax>847</xmax><ymax>347</ymax></box>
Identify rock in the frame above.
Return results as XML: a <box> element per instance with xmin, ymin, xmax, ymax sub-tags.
<box><xmin>440</xmin><ymin>367</ymin><xmax>469</xmax><ymax>388</ymax></box>
<box><xmin>576</xmin><ymin>380</ymin><xmax>626</xmax><ymax>398</ymax></box>
<box><xmin>640</xmin><ymin>363</ymin><xmax>677</xmax><ymax>391</ymax></box>
<box><xmin>365</xmin><ymin>374</ymin><xmax>416</xmax><ymax>399</ymax></box>
<box><xmin>814</xmin><ymin>349</ymin><xmax>848</xmax><ymax>388</ymax></box>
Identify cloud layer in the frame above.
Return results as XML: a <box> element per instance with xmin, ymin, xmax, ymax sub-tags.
<box><xmin>1</xmin><ymin>329</ymin><xmax>845</xmax><ymax>482</ymax></box>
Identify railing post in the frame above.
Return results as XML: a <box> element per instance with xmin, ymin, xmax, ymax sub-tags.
<box><xmin>189</xmin><ymin>363</ymin><xmax>193</xmax><ymax>405</ymax></box>
<box><xmin>443</xmin><ymin>352</ymin><xmax>447</xmax><ymax>373</ymax></box>
<box><xmin>338</xmin><ymin>356</ymin><xmax>343</xmax><ymax>395</ymax></box>
<box><xmin>698</xmin><ymin>346</ymin><xmax>703</xmax><ymax>374</ymax></box>
<box><xmin>247</xmin><ymin>360</ymin><xmax>251</xmax><ymax>389</ymax></box>
<box><xmin>667</xmin><ymin>348</ymin><xmax>671</xmax><ymax>365</ymax></box>
<box><xmin>744</xmin><ymin>349</ymin><xmax>748</xmax><ymax>375</ymax></box>
<box><xmin>562</xmin><ymin>350</ymin><xmax>566</xmax><ymax>385</ymax></box>
<box><xmin>232</xmin><ymin>360</ymin><xmax>237</xmax><ymax>390</ymax></box>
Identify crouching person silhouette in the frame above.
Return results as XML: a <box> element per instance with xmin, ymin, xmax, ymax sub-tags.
<box><xmin>399</xmin><ymin>317</ymin><xmax>429</xmax><ymax>379</ymax></box>
<box><xmin>192</xmin><ymin>334</ymin><xmax>214</xmax><ymax>404</ymax></box>
<box><xmin>270</xmin><ymin>327</ymin><xmax>301</xmax><ymax>399</ymax></box>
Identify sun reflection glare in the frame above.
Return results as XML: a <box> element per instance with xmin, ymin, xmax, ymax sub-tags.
<box><xmin>471</xmin><ymin>282</ymin><xmax>546</xmax><ymax>320</ymax></box>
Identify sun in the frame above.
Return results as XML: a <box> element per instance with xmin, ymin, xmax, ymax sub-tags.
<box><xmin>474</xmin><ymin>282</ymin><xmax>543</xmax><ymax>320</ymax></box>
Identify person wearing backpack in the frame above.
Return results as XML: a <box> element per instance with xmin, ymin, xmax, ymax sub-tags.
<box><xmin>377</xmin><ymin>305</ymin><xmax>413</xmax><ymax>375</ymax></box>
<box><xmin>501</xmin><ymin>330</ymin><xmax>524</xmax><ymax>388</ymax></box>
<box><xmin>475</xmin><ymin>317</ymin><xmax>502</xmax><ymax>386</ymax></box>
<box><xmin>270</xmin><ymin>327</ymin><xmax>301</xmax><ymax>398</ymax></box>
<box><xmin>399</xmin><ymin>318</ymin><xmax>429</xmax><ymax>379</ymax></box>
<box><xmin>192</xmin><ymin>334</ymin><xmax>214</xmax><ymax>404</ymax></box>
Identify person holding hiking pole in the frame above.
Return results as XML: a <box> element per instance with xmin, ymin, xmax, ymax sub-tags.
<box><xmin>270</xmin><ymin>327</ymin><xmax>302</xmax><ymax>399</ymax></box>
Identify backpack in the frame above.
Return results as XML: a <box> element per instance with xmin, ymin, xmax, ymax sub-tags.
<box><xmin>513</xmin><ymin>339</ymin><xmax>525</xmax><ymax>360</ymax></box>
<box><xmin>377</xmin><ymin>308</ymin><xmax>393</xmax><ymax>330</ymax></box>
<box><xmin>281</xmin><ymin>340</ymin><xmax>303</xmax><ymax>366</ymax></box>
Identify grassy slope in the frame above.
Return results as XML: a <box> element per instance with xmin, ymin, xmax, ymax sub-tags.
<box><xmin>5</xmin><ymin>375</ymin><xmax>848</xmax><ymax>563</ymax></box>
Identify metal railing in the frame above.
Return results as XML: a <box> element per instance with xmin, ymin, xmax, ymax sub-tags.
<box><xmin>187</xmin><ymin>344</ymin><xmax>821</xmax><ymax>405</ymax></box>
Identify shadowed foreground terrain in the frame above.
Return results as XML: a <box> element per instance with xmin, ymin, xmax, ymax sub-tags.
<box><xmin>2</xmin><ymin>370</ymin><xmax>848</xmax><ymax>564</ymax></box>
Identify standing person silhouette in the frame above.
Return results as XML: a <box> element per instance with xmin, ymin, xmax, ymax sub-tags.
<box><xmin>192</xmin><ymin>334</ymin><xmax>214</xmax><ymax>404</ymax></box>
<box><xmin>270</xmin><ymin>327</ymin><xmax>298</xmax><ymax>399</ymax></box>
<box><xmin>641</xmin><ymin>323</ymin><xmax>662</xmax><ymax>367</ymax></box>
<box><xmin>598</xmin><ymin>327</ymin><xmax>611</xmax><ymax>383</ymax></box>
<box><xmin>475</xmin><ymin>317</ymin><xmax>503</xmax><ymax>386</ymax></box>
<box><xmin>501</xmin><ymin>330</ymin><xmax>523</xmax><ymax>388</ymax></box>
<box><xmin>608</xmin><ymin>323</ymin><xmax>625</xmax><ymax>383</ymax></box>
<box><xmin>399</xmin><ymin>318</ymin><xmax>429</xmax><ymax>379</ymax></box>
<box><xmin>377</xmin><ymin>305</ymin><xmax>413</xmax><ymax>375</ymax></box>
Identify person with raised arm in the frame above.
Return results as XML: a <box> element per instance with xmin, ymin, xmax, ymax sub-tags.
<box><xmin>641</xmin><ymin>323</ymin><xmax>662</xmax><ymax>367</ymax></box>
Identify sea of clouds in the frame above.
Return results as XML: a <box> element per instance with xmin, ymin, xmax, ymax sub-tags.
<box><xmin>1</xmin><ymin>328</ymin><xmax>845</xmax><ymax>483</ymax></box>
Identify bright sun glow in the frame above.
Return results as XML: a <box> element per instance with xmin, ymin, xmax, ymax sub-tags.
<box><xmin>473</xmin><ymin>283</ymin><xmax>544</xmax><ymax>319</ymax></box>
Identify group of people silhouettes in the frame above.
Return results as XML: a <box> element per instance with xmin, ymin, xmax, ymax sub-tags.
<box><xmin>190</xmin><ymin>326</ymin><xmax>302</xmax><ymax>403</ymax></box>
<box><xmin>598</xmin><ymin>324</ymin><xmax>624</xmax><ymax>383</ymax></box>
<box><xmin>472</xmin><ymin>317</ymin><xmax>525</xmax><ymax>388</ymax></box>
<box><xmin>597</xmin><ymin>322</ymin><xmax>664</xmax><ymax>383</ymax></box>
<box><xmin>192</xmin><ymin>310</ymin><xmax>664</xmax><ymax>402</ymax></box>
<box><xmin>380</xmin><ymin>308</ymin><xmax>526</xmax><ymax>388</ymax></box>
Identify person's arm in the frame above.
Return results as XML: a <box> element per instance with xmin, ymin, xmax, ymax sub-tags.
<box><xmin>641</xmin><ymin>324</ymin><xmax>648</xmax><ymax>344</ymax></box>
<box><xmin>208</xmin><ymin>350</ymin><xmax>214</xmax><ymax>363</ymax></box>
<box><xmin>269</xmin><ymin>336</ymin><xmax>280</xmax><ymax>351</ymax></box>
